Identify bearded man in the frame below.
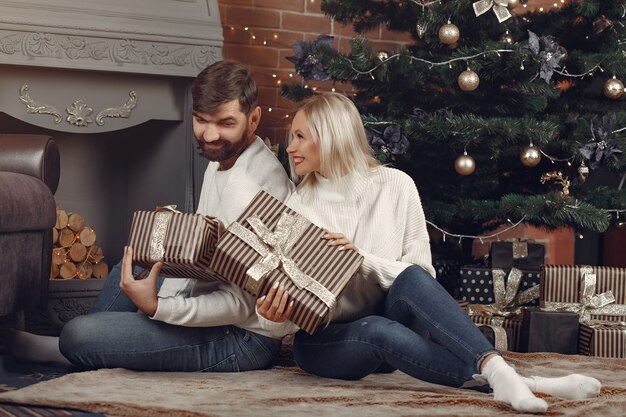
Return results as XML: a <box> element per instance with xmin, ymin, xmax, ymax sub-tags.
<box><xmin>7</xmin><ymin>60</ymin><xmax>293</xmax><ymax>372</ymax></box>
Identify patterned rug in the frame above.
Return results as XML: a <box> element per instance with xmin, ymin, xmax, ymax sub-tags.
<box><xmin>0</xmin><ymin>352</ymin><xmax>625</xmax><ymax>417</ymax></box>
<box><xmin>0</xmin><ymin>355</ymin><xmax>102</xmax><ymax>417</ymax></box>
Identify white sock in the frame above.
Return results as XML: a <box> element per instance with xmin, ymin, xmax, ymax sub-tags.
<box><xmin>521</xmin><ymin>374</ymin><xmax>601</xmax><ymax>400</ymax></box>
<box><xmin>482</xmin><ymin>356</ymin><xmax>548</xmax><ymax>413</ymax></box>
<box><xmin>4</xmin><ymin>329</ymin><xmax>71</xmax><ymax>365</ymax></box>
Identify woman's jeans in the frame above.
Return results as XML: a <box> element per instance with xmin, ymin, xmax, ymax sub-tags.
<box><xmin>293</xmin><ymin>265</ymin><xmax>497</xmax><ymax>388</ymax></box>
<box><xmin>59</xmin><ymin>261</ymin><xmax>281</xmax><ymax>372</ymax></box>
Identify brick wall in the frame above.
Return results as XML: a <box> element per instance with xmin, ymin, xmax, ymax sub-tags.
<box><xmin>218</xmin><ymin>0</ymin><xmax>413</xmax><ymax>143</ymax></box>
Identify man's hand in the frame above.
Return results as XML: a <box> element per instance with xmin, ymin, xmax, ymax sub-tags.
<box><xmin>120</xmin><ymin>246</ymin><xmax>162</xmax><ymax>317</ymax></box>
<box><xmin>256</xmin><ymin>281</ymin><xmax>295</xmax><ymax>323</ymax></box>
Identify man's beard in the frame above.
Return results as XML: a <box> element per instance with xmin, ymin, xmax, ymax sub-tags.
<box><xmin>196</xmin><ymin>129</ymin><xmax>249</xmax><ymax>162</ymax></box>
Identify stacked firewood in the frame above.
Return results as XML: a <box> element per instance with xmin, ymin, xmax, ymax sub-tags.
<box><xmin>50</xmin><ymin>209</ymin><xmax>109</xmax><ymax>280</ymax></box>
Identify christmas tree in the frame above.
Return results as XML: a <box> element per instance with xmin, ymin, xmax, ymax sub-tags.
<box><xmin>282</xmin><ymin>0</ymin><xmax>626</xmax><ymax>258</ymax></box>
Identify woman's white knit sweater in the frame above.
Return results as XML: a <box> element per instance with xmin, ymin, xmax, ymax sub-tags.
<box><xmin>258</xmin><ymin>166</ymin><xmax>435</xmax><ymax>337</ymax></box>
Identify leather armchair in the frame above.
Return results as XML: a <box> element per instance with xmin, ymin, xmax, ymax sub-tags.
<box><xmin>0</xmin><ymin>134</ymin><xmax>60</xmax><ymax>318</ymax></box>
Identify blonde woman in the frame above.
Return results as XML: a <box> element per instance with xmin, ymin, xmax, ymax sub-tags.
<box><xmin>257</xmin><ymin>92</ymin><xmax>601</xmax><ymax>414</ymax></box>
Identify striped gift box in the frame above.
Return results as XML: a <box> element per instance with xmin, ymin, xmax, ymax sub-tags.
<box><xmin>540</xmin><ymin>265</ymin><xmax>626</xmax><ymax>321</ymax></box>
<box><xmin>128</xmin><ymin>209</ymin><xmax>224</xmax><ymax>281</ymax></box>
<box><xmin>209</xmin><ymin>191</ymin><xmax>363</xmax><ymax>334</ymax></box>
<box><xmin>472</xmin><ymin>314</ymin><xmax>522</xmax><ymax>352</ymax></box>
<box><xmin>579</xmin><ymin>322</ymin><xmax>626</xmax><ymax>358</ymax></box>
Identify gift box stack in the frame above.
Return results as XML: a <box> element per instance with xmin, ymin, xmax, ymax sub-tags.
<box><xmin>458</xmin><ymin>239</ymin><xmax>544</xmax><ymax>352</ymax></box>
<box><xmin>540</xmin><ymin>265</ymin><xmax>626</xmax><ymax>358</ymax></box>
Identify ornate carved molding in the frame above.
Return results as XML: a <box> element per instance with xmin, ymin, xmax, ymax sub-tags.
<box><xmin>66</xmin><ymin>100</ymin><xmax>93</xmax><ymax>127</ymax></box>
<box><xmin>96</xmin><ymin>91</ymin><xmax>138</xmax><ymax>126</ymax></box>
<box><xmin>18</xmin><ymin>84</ymin><xmax>62</xmax><ymax>123</ymax></box>
<box><xmin>19</xmin><ymin>84</ymin><xmax>139</xmax><ymax>127</ymax></box>
<box><xmin>1</xmin><ymin>30</ymin><xmax>221</xmax><ymax>76</ymax></box>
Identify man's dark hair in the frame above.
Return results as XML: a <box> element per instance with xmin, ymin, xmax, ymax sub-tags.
<box><xmin>191</xmin><ymin>60</ymin><xmax>259</xmax><ymax>115</ymax></box>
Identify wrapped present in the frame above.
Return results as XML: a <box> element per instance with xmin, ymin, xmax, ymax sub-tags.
<box><xmin>433</xmin><ymin>259</ymin><xmax>461</xmax><ymax>298</ymax></box>
<box><xmin>209</xmin><ymin>191</ymin><xmax>363</xmax><ymax>334</ymax></box>
<box><xmin>519</xmin><ymin>308</ymin><xmax>579</xmax><ymax>354</ymax></box>
<box><xmin>458</xmin><ymin>266</ymin><xmax>539</xmax><ymax>306</ymax></box>
<box><xmin>463</xmin><ymin>267</ymin><xmax>538</xmax><ymax>352</ymax></box>
<box><xmin>579</xmin><ymin>321</ymin><xmax>626</xmax><ymax>358</ymax></box>
<box><xmin>490</xmin><ymin>239</ymin><xmax>545</xmax><ymax>270</ymax></box>
<box><xmin>127</xmin><ymin>206</ymin><xmax>224</xmax><ymax>281</ymax></box>
<box><xmin>472</xmin><ymin>314</ymin><xmax>523</xmax><ymax>352</ymax></box>
<box><xmin>540</xmin><ymin>265</ymin><xmax>626</xmax><ymax>322</ymax></box>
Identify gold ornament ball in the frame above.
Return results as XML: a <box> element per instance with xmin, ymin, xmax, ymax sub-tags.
<box><xmin>498</xmin><ymin>30</ymin><xmax>514</xmax><ymax>44</ymax></box>
<box><xmin>603</xmin><ymin>77</ymin><xmax>625</xmax><ymax>100</ymax></box>
<box><xmin>508</xmin><ymin>0</ymin><xmax>520</xmax><ymax>8</ymax></box>
<box><xmin>438</xmin><ymin>23</ymin><xmax>460</xmax><ymax>45</ymax></box>
<box><xmin>458</xmin><ymin>70</ymin><xmax>480</xmax><ymax>92</ymax></box>
<box><xmin>377</xmin><ymin>50</ymin><xmax>389</xmax><ymax>61</ymax></box>
<box><xmin>454</xmin><ymin>153</ymin><xmax>476</xmax><ymax>176</ymax></box>
<box><xmin>520</xmin><ymin>144</ymin><xmax>542</xmax><ymax>167</ymax></box>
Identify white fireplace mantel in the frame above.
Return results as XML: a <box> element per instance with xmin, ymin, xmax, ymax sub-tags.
<box><xmin>0</xmin><ymin>0</ymin><xmax>223</xmax><ymax>77</ymax></box>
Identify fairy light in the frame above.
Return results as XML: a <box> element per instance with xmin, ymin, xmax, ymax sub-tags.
<box><xmin>426</xmin><ymin>216</ymin><xmax>527</xmax><ymax>242</ymax></box>
<box><xmin>343</xmin><ymin>49</ymin><xmax>515</xmax><ymax>77</ymax></box>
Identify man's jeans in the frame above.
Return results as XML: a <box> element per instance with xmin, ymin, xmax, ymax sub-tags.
<box><xmin>59</xmin><ymin>261</ymin><xmax>280</xmax><ymax>372</ymax></box>
<box><xmin>293</xmin><ymin>265</ymin><xmax>497</xmax><ymax>388</ymax></box>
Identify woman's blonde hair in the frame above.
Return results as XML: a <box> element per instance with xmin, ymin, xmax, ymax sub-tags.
<box><xmin>289</xmin><ymin>92</ymin><xmax>380</xmax><ymax>189</ymax></box>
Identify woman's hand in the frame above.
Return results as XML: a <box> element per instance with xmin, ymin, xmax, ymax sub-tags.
<box><xmin>322</xmin><ymin>230</ymin><xmax>358</xmax><ymax>252</ymax></box>
<box><xmin>256</xmin><ymin>281</ymin><xmax>295</xmax><ymax>323</ymax></box>
<box><xmin>120</xmin><ymin>246</ymin><xmax>162</xmax><ymax>317</ymax></box>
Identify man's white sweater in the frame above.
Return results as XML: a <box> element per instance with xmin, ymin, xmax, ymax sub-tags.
<box><xmin>151</xmin><ymin>137</ymin><xmax>293</xmax><ymax>338</ymax></box>
<box><xmin>259</xmin><ymin>166</ymin><xmax>435</xmax><ymax>337</ymax></box>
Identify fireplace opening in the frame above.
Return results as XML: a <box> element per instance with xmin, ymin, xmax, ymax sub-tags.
<box><xmin>0</xmin><ymin>111</ymin><xmax>203</xmax><ymax>266</ymax></box>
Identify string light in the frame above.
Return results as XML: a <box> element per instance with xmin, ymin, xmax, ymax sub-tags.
<box><xmin>535</xmin><ymin>124</ymin><xmax>626</xmax><ymax>165</ymax></box>
<box><xmin>426</xmin><ymin>216</ymin><xmax>527</xmax><ymax>243</ymax></box>
<box><xmin>343</xmin><ymin>49</ymin><xmax>515</xmax><ymax>77</ymax></box>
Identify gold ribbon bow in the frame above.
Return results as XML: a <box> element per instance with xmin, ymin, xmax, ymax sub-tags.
<box><xmin>473</xmin><ymin>0</ymin><xmax>512</xmax><ymax>23</ymax></box>
<box><xmin>542</xmin><ymin>266</ymin><xmax>624</xmax><ymax>323</ymax></box>
<box><xmin>469</xmin><ymin>268</ymin><xmax>539</xmax><ymax>350</ymax></box>
<box><xmin>228</xmin><ymin>213</ymin><xmax>337</xmax><ymax>315</ymax></box>
<box><xmin>469</xmin><ymin>268</ymin><xmax>539</xmax><ymax>317</ymax></box>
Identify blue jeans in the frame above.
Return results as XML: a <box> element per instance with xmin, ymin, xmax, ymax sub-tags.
<box><xmin>59</xmin><ymin>261</ymin><xmax>281</xmax><ymax>372</ymax></box>
<box><xmin>293</xmin><ymin>265</ymin><xmax>497</xmax><ymax>388</ymax></box>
